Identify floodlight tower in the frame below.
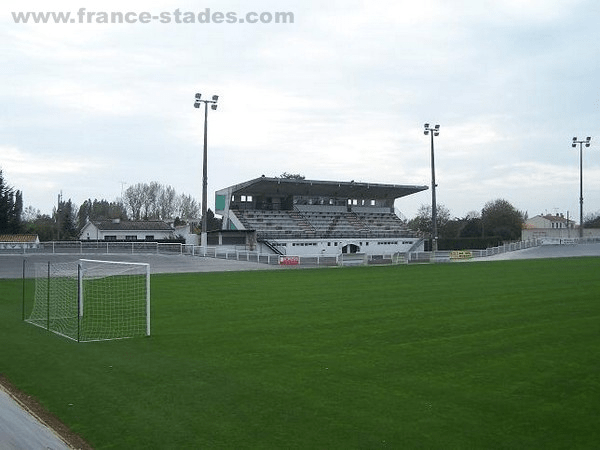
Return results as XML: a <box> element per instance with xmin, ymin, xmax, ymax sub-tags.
<box><xmin>194</xmin><ymin>93</ymin><xmax>219</xmax><ymax>248</ymax></box>
<box><xmin>424</xmin><ymin>123</ymin><xmax>440</xmax><ymax>252</ymax></box>
<box><xmin>572</xmin><ymin>136</ymin><xmax>592</xmax><ymax>239</ymax></box>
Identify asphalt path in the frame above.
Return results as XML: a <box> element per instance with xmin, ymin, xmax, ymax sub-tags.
<box><xmin>0</xmin><ymin>253</ymin><xmax>282</xmax><ymax>279</ymax></box>
<box><xmin>477</xmin><ymin>242</ymin><xmax>600</xmax><ymax>261</ymax></box>
<box><xmin>0</xmin><ymin>385</ymin><xmax>72</xmax><ymax>450</ymax></box>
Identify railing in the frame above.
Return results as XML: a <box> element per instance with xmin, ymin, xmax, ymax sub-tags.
<box><xmin>0</xmin><ymin>241</ymin><xmax>190</xmax><ymax>255</ymax></box>
<box><xmin>0</xmin><ymin>237</ymin><xmax>549</xmax><ymax>267</ymax></box>
<box><xmin>538</xmin><ymin>236</ymin><xmax>600</xmax><ymax>245</ymax></box>
<box><xmin>405</xmin><ymin>239</ymin><xmax>542</xmax><ymax>263</ymax></box>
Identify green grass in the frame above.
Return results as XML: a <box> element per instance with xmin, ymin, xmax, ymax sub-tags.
<box><xmin>2</xmin><ymin>258</ymin><xmax>600</xmax><ymax>449</ymax></box>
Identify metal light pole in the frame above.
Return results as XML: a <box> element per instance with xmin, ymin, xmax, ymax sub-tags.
<box><xmin>424</xmin><ymin>123</ymin><xmax>440</xmax><ymax>252</ymax></box>
<box><xmin>572</xmin><ymin>136</ymin><xmax>591</xmax><ymax>239</ymax></box>
<box><xmin>194</xmin><ymin>93</ymin><xmax>219</xmax><ymax>248</ymax></box>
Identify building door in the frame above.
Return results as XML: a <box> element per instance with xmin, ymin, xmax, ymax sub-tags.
<box><xmin>341</xmin><ymin>243</ymin><xmax>360</xmax><ymax>254</ymax></box>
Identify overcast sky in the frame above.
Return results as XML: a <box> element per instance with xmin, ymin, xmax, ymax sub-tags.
<box><xmin>2</xmin><ymin>0</ymin><xmax>600</xmax><ymax>221</ymax></box>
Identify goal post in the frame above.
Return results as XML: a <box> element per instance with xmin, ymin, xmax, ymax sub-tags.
<box><xmin>25</xmin><ymin>259</ymin><xmax>150</xmax><ymax>342</ymax></box>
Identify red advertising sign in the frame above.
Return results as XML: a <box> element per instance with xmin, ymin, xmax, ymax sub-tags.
<box><xmin>279</xmin><ymin>255</ymin><xmax>300</xmax><ymax>265</ymax></box>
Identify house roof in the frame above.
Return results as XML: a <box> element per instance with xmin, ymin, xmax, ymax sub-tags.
<box><xmin>91</xmin><ymin>220</ymin><xmax>174</xmax><ymax>231</ymax></box>
<box><xmin>529</xmin><ymin>214</ymin><xmax>574</xmax><ymax>224</ymax></box>
<box><xmin>0</xmin><ymin>234</ymin><xmax>39</xmax><ymax>243</ymax></box>
<box><xmin>541</xmin><ymin>214</ymin><xmax>572</xmax><ymax>223</ymax></box>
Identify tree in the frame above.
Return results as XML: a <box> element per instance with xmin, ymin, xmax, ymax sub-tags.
<box><xmin>191</xmin><ymin>208</ymin><xmax>222</xmax><ymax>233</ymax></box>
<box><xmin>23</xmin><ymin>214</ymin><xmax>54</xmax><ymax>241</ymax></box>
<box><xmin>123</xmin><ymin>183</ymin><xmax>146</xmax><ymax>220</ymax></box>
<box><xmin>279</xmin><ymin>172</ymin><xmax>305</xmax><ymax>180</ymax></box>
<box><xmin>123</xmin><ymin>182</ymin><xmax>200</xmax><ymax>221</ymax></box>
<box><xmin>407</xmin><ymin>204</ymin><xmax>451</xmax><ymax>237</ymax></box>
<box><xmin>22</xmin><ymin>206</ymin><xmax>41</xmax><ymax>223</ymax></box>
<box><xmin>481</xmin><ymin>199</ymin><xmax>525</xmax><ymax>241</ymax></box>
<box><xmin>0</xmin><ymin>169</ymin><xmax>22</xmax><ymax>234</ymax></box>
<box><xmin>205</xmin><ymin>209</ymin><xmax>222</xmax><ymax>232</ymax></box>
<box><xmin>157</xmin><ymin>185</ymin><xmax>177</xmax><ymax>220</ymax></box>
<box><xmin>177</xmin><ymin>194</ymin><xmax>201</xmax><ymax>219</ymax></box>
<box><xmin>459</xmin><ymin>216</ymin><xmax>483</xmax><ymax>238</ymax></box>
<box><xmin>143</xmin><ymin>181</ymin><xmax>161</xmax><ymax>219</ymax></box>
<box><xmin>54</xmin><ymin>197</ymin><xmax>78</xmax><ymax>240</ymax></box>
<box><xmin>77</xmin><ymin>199</ymin><xmax>127</xmax><ymax>229</ymax></box>
<box><xmin>584</xmin><ymin>212</ymin><xmax>600</xmax><ymax>228</ymax></box>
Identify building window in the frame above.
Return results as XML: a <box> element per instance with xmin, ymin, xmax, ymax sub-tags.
<box><xmin>105</xmin><ymin>236</ymin><xmax>117</xmax><ymax>241</ymax></box>
<box><xmin>145</xmin><ymin>235</ymin><xmax>154</xmax><ymax>241</ymax></box>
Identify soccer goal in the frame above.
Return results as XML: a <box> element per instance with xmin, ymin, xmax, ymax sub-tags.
<box><xmin>25</xmin><ymin>259</ymin><xmax>150</xmax><ymax>342</ymax></box>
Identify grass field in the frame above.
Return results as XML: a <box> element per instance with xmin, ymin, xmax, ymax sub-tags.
<box><xmin>1</xmin><ymin>258</ymin><xmax>600</xmax><ymax>449</ymax></box>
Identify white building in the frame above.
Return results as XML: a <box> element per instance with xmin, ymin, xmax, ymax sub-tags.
<box><xmin>0</xmin><ymin>234</ymin><xmax>40</xmax><ymax>250</ymax></box>
<box><xmin>79</xmin><ymin>219</ymin><xmax>175</xmax><ymax>242</ymax></box>
<box><xmin>214</xmin><ymin>176</ymin><xmax>428</xmax><ymax>256</ymax></box>
<box><xmin>522</xmin><ymin>214</ymin><xmax>576</xmax><ymax>241</ymax></box>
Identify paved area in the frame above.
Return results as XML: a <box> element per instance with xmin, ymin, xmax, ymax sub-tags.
<box><xmin>0</xmin><ymin>253</ymin><xmax>281</xmax><ymax>279</ymax></box>
<box><xmin>0</xmin><ymin>384</ymin><xmax>71</xmax><ymax>450</ymax></box>
<box><xmin>479</xmin><ymin>243</ymin><xmax>600</xmax><ymax>261</ymax></box>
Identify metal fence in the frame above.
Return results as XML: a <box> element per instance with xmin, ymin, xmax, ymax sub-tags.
<box><xmin>405</xmin><ymin>239</ymin><xmax>543</xmax><ymax>263</ymax></box>
<box><xmin>0</xmin><ymin>241</ymin><xmax>189</xmax><ymax>255</ymax></box>
<box><xmin>0</xmin><ymin>238</ymin><xmax>544</xmax><ymax>267</ymax></box>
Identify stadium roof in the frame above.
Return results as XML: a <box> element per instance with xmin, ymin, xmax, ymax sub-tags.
<box><xmin>219</xmin><ymin>177</ymin><xmax>428</xmax><ymax>200</ymax></box>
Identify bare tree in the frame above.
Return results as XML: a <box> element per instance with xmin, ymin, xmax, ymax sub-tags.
<box><xmin>123</xmin><ymin>183</ymin><xmax>145</xmax><ymax>220</ymax></box>
<box><xmin>144</xmin><ymin>182</ymin><xmax>161</xmax><ymax>219</ymax></box>
<box><xmin>408</xmin><ymin>204</ymin><xmax>451</xmax><ymax>237</ymax></box>
<box><xmin>123</xmin><ymin>182</ymin><xmax>200</xmax><ymax>221</ymax></box>
<box><xmin>177</xmin><ymin>194</ymin><xmax>201</xmax><ymax>219</ymax></box>
<box><xmin>158</xmin><ymin>185</ymin><xmax>177</xmax><ymax>220</ymax></box>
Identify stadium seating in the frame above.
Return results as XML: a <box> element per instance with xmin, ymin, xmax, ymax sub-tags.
<box><xmin>234</xmin><ymin>208</ymin><xmax>416</xmax><ymax>240</ymax></box>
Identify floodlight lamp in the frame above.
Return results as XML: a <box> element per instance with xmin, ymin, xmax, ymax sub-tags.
<box><xmin>194</xmin><ymin>102</ymin><xmax>200</xmax><ymax>108</ymax></box>
<box><xmin>212</xmin><ymin>95</ymin><xmax>219</xmax><ymax>101</ymax></box>
<box><xmin>434</xmin><ymin>131</ymin><xmax>439</xmax><ymax>136</ymax></box>
<box><xmin>434</xmin><ymin>124</ymin><xmax>440</xmax><ymax>130</ymax></box>
<box><xmin>424</xmin><ymin>130</ymin><xmax>429</xmax><ymax>135</ymax></box>
<box><xmin>195</xmin><ymin>93</ymin><xmax>202</xmax><ymax>100</ymax></box>
<box><xmin>586</xmin><ymin>136</ymin><xmax>591</xmax><ymax>141</ymax></box>
<box><xmin>424</xmin><ymin>123</ymin><xmax>430</xmax><ymax>129</ymax></box>
<box><xmin>211</xmin><ymin>104</ymin><xmax>217</xmax><ymax>110</ymax></box>
<box><xmin>573</xmin><ymin>137</ymin><xmax>577</xmax><ymax>142</ymax></box>
<box><xmin>572</xmin><ymin>143</ymin><xmax>577</xmax><ymax>148</ymax></box>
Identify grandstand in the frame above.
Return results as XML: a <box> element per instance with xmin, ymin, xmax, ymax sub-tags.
<box><xmin>214</xmin><ymin>176</ymin><xmax>428</xmax><ymax>256</ymax></box>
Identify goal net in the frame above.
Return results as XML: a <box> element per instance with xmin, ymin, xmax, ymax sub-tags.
<box><xmin>26</xmin><ymin>259</ymin><xmax>150</xmax><ymax>342</ymax></box>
